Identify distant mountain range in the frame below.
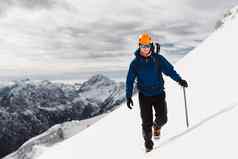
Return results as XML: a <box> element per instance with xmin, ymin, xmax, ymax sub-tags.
<box><xmin>0</xmin><ymin>74</ymin><xmax>136</xmax><ymax>158</ymax></box>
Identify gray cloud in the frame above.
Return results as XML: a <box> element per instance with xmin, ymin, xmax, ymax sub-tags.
<box><xmin>16</xmin><ymin>0</ymin><xmax>57</xmax><ymax>9</ymax></box>
<box><xmin>2</xmin><ymin>0</ymin><xmax>210</xmax><ymax>62</ymax></box>
<box><xmin>0</xmin><ymin>0</ymin><xmax>72</xmax><ymax>15</ymax></box>
<box><xmin>0</xmin><ymin>1</ymin><xmax>14</xmax><ymax>15</ymax></box>
<box><xmin>45</xmin><ymin>17</ymin><xmax>145</xmax><ymax>60</ymax></box>
<box><xmin>187</xmin><ymin>0</ymin><xmax>238</xmax><ymax>11</ymax></box>
<box><xmin>0</xmin><ymin>0</ymin><xmax>55</xmax><ymax>11</ymax></box>
<box><xmin>0</xmin><ymin>0</ymin><xmax>237</xmax><ymax>80</ymax></box>
<box><xmin>160</xmin><ymin>21</ymin><xmax>202</xmax><ymax>35</ymax></box>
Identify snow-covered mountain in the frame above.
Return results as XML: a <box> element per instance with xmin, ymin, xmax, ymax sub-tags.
<box><xmin>0</xmin><ymin>74</ymin><xmax>128</xmax><ymax>158</ymax></box>
<box><xmin>215</xmin><ymin>5</ymin><xmax>238</xmax><ymax>29</ymax></box>
<box><xmin>20</xmin><ymin>5</ymin><xmax>238</xmax><ymax>159</ymax></box>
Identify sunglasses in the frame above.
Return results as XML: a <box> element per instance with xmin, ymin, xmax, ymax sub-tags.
<box><xmin>140</xmin><ymin>44</ymin><xmax>151</xmax><ymax>48</ymax></box>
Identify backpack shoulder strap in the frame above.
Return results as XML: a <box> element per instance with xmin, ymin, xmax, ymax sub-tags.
<box><xmin>154</xmin><ymin>54</ymin><xmax>162</xmax><ymax>72</ymax></box>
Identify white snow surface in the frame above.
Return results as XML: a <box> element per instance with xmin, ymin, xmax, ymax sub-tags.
<box><xmin>35</xmin><ymin>6</ymin><xmax>238</xmax><ymax>159</ymax></box>
<box><xmin>3</xmin><ymin>114</ymin><xmax>106</xmax><ymax>159</ymax></box>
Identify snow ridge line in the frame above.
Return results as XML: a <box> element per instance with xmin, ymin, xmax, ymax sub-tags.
<box><xmin>157</xmin><ymin>102</ymin><xmax>238</xmax><ymax>149</ymax></box>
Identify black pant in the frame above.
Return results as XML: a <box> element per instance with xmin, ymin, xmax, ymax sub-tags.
<box><xmin>138</xmin><ymin>91</ymin><xmax>168</xmax><ymax>142</ymax></box>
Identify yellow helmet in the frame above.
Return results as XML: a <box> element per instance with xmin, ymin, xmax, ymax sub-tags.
<box><xmin>138</xmin><ymin>33</ymin><xmax>152</xmax><ymax>45</ymax></box>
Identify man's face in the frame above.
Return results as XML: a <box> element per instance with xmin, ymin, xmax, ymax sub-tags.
<box><xmin>139</xmin><ymin>44</ymin><xmax>151</xmax><ymax>57</ymax></box>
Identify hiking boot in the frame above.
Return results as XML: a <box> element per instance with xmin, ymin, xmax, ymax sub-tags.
<box><xmin>145</xmin><ymin>147</ymin><xmax>153</xmax><ymax>153</ymax></box>
<box><xmin>153</xmin><ymin>127</ymin><xmax>161</xmax><ymax>139</ymax></box>
<box><xmin>144</xmin><ymin>140</ymin><xmax>154</xmax><ymax>152</ymax></box>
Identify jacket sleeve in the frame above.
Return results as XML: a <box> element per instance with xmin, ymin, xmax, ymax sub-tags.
<box><xmin>159</xmin><ymin>55</ymin><xmax>182</xmax><ymax>82</ymax></box>
<box><xmin>126</xmin><ymin>61</ymin><xmax>137</xmax><ymax>98</ymax></box>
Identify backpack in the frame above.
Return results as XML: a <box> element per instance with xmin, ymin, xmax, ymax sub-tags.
<box><xmin>151</xmin><ymin>42</ymin><xmax>161</xmax><ymax>71</ymax></box>
<box><xmin>151</xmin><ymin>42</ymin><xmax>160</xmax><ymax>54</ymax></box>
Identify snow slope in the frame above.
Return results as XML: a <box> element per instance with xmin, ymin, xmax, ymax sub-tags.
<box><xmin>3</xmin><ymin>114</ymin><xmax>106</xmax><ymax>159</ymax></box>
<box><xmin>147</xmin><ymin>6</ymin><xmax>238</xmax><ymax>158</ymax></box>
<box><xmin>37</xmin><ymin>6</ymin><xmax>238</xmax><ymax>159</ymax></box>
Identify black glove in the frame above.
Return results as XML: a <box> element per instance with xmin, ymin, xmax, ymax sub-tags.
<box><xmin>178</xmin><ymin>79</ymin><xmax>188</xmax><ymax>88</ymax></box>
<box><xmin>126</xmin><ymin>97</ymin><xmax>134</xmax><ymax>109</ymax></box>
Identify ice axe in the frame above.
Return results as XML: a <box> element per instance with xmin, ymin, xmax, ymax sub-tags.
<box><xmin>183</xmin><ymin>87</ymin><xmax>189</xmax><ymax>128</ymax></box>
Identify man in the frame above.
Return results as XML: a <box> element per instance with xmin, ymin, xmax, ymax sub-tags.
<box><xmin>126</xmin><ymin>33</ymin><xmax>188</xmax><ymax>152</ymax></box>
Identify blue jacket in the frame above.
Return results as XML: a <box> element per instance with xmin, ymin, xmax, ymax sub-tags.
<box><xmin>126</xmin><ymin>50</ymin><xmax>182</xmax><ymax>97</ymax></box>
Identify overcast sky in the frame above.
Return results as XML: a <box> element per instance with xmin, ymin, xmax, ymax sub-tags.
<box><xmin>0</xmin><ymin>0</ymin><xmax>237</xmax><ymax>81</ymax></box>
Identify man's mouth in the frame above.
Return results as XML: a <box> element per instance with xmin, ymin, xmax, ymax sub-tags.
<box><xmin>146</xmin><ymin>52</ymin><xmax>151</xmax><ymax>56</ymax></box>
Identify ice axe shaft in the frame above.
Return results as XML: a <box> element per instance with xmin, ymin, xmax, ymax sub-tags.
<box><xmin>183</xmin><ymin>87</ymin><xmax>189</xmax><ymax>128</ymax></box>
